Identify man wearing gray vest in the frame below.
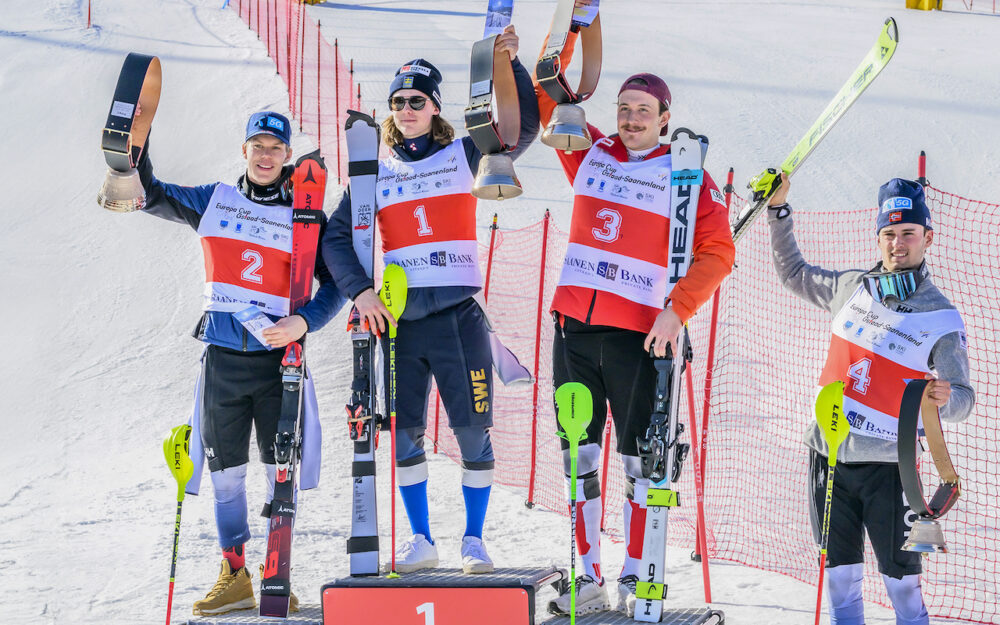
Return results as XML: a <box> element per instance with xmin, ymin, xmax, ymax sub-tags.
<box><xmin>767</xmin><ymin>176</ymin><xmax>974</xmax><ymax>625</ymax></box>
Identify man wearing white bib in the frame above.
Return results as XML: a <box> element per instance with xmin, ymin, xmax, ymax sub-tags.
<box><xmin>535</xmin><ymin>35</ymin><xmax>736</xmax><ymax>611</ymax></box>
<box><xmin>324</xmin><ymin>31</ymin><xmax>539</xmax><ymax>576</ymax></box>
<box><xmin>136</xmin><ymin>111</ymin><xmax>344</xmax><ymax>615</ymax></box>
<box><xmin>767</xmin><ymin>176</ymin><xmax>975</xmax><ymax>625</ymax></box>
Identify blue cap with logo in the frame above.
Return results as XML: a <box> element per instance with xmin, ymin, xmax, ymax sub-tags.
<box><xmin>245</xmin><ymin>111</ymin><xmax>291</xmax><ymax>145</ymax></box>
<box><xmin>389</xmin><ymin>59</ymin><xmax>443</xmax><ymax>111</ymax></box>
<box><xmin>876</xmin><ymin>178</ymin><xmax>932</xmax><ymax>233</ymax></box>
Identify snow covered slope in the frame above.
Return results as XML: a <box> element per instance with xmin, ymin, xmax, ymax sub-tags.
<box><xmin>1</xmin><ymin>1</ymin><xmax>997</xmax><ymax>623</ymax></box>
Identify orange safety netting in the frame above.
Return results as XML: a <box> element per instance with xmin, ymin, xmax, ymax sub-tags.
<box><xmin>430</xmin><ymin>187</ymin><xmax>999</xmax><ymax>623</ymax></box>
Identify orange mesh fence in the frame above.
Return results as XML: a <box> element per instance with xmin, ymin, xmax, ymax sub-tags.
<box><xmin>231</xmin><ymin>0</ymin><xmax>355</xmax><ymax>183</ymax></box>
<box><xmin>429</xmin><ymin>185</ymin><xmax>998</xmax><ymax>623</ymax></box>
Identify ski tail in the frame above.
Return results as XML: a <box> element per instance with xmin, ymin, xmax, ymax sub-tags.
<box><xmin>731</xmin><ymin>17</ymin><xmax>899</xmax><ymax>243</ymax></box>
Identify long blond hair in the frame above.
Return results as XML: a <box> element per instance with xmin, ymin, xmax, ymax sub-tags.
<box><xmin>381</xmin><ymin>114</ymin><xmax>455</xmax><ymax>148</ymax></box>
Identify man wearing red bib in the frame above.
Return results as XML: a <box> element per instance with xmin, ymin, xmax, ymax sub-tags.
<box><xmin>536</xmin><ymin>33</ymin><xmax>735</xmax><ymax>616</ymax></box>
<box><xmin>767</xmin><ymin>176</ymin><xmax>975</xmax><ymax>625</ymax></box>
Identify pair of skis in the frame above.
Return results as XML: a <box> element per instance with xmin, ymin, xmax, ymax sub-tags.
<box><xmin>342</xmin><ymin>109</ymin><xmax>413</xmax><ymax>578</ymax></box>
<box><xmin>258</xmin><ymin>150</ymin><xmax>327</xmax><ymax>618</ymax></box>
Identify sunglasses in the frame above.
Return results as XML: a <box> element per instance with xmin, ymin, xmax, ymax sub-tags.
<box><xmin>389</xmin><ymin>95</ymin><xmax>429</xmax><ymax>111</ymax></box>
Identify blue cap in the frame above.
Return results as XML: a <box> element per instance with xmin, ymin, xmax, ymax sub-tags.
<box><xmin>389</xmin><ymin>59</ymin><xmax>443</xmax><ymax>111</ymax></box>
<box><xmin>245</xmin><ymin>111</ymin><xmax>291</xmax><ymax>145</ymax></box>
<box><xmin>876</xmin><ymin>178</ymin><xmax>932</xmax><ymax>233</ymax></box>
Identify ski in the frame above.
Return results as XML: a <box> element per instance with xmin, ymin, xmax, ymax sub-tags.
<box><xmin>731</xmin><ymin>17</ymin><xmax>899</xmax><ymax>243</ymax></box>
<box><xmin>344</xmin><ymin>110</ymin><xmax>383</xmax><ymax>577</ymax></box>
<box><xmin>633</xmin><ymin>128</ymin><xmax>705</xmax><ymax>623</ymax></box>
<box><xmin>259</xmin><ymin>149</ymin><xmax>327</xmax><ymax>618</ymax></box>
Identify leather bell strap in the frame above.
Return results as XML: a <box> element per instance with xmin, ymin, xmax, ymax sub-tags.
<box><xmin>102</xmin><ymin>53</ymin><xmax>161</xmax><ymax>172</ymax></box>
<box><xmin>464</xmin><ymin>35</ymin><xmax>520</xmax><ymax>155</ymax></box>
<box><xmin>897</xmin><ymin>378</ymin><xmax>961</xmax><ymax>519</ymax></box>
<box><xmin>535</xmin><ymin>0</ymin><xmax>602</xmax><ymax>105</ymax></box>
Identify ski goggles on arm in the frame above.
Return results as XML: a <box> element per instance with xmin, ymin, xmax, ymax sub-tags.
<box><xmin>388</xmin><ymin>95</ymin><xmax>428</xmax><ymax>111</ymax></box>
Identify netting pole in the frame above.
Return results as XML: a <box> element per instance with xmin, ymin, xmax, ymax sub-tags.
<box><xmin>691</xmin><ymin>165</ymin><xmax>732</xmax><ymax>561</ymax></box>
<box><xmin>316</xmin><ymin>19</ymin><xmax>322</xmax><ymax>154</ymax></box>
<box><xmin>256</xmin><ymin>0</ymin><xmax>260</xmax><ymax>38</ymax></box>
<box><xmin>335</xmin><ymin>39</ymin><xmax>342</xmax><ymax>184</ymax></box>
<box><xmin>285</xmin><ymin>0</ymin><xmax>292</xmax><ymax>103</ymax></box>
<box><xmin>86</xmin><ymin>0</ymin><xmax>91</xmax><ymax>28</ymax></box>
<box><xmin>349</xmin><ymin>59</ymin><xmax>355</xmax><ymax>109</ymax></box>
<box><xmin>357</xmin><ymin>84</ymin><xmax>363</xmax><ymax>113</ymax></box>
<box><xmin>686</xmin><ymin>354</ymin><xmax>712</xmax><ymax>602</ymax></box>
<box><xmin>598</xmin><ymin>417</ymin><xmax>612</xmax><ymax>531</ymax></box>
<box><xmin>297</xmin><ymin>3</ymin><xmax>305</xmax><ymax>131</ymax></box>
<box><xmin>917</xmin><ymin>150</ymin><xmax>928</xmax><ymax>187</ymax></box>
<box><xmin>526</xmin><ymin>209</ymin><xmax>550</xmax><ymax>509</ymax></box>
<box><xmin>483</xmin><ymin>213</ymin><xmax>499</xmax><ymax>303</ymax></box>
<box><xmin>265</xmin><ymin>0</ymin><xmax>270</xmax><ymax>55</ymax></box>
<box><xmin>272</xmin><ymin>0</ymin><xmax>278</xmax><ymax>75</ymax></box>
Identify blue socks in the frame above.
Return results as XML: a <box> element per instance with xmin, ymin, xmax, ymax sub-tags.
<box><xmin>462</xmin><ymin>484</ymin><xmax>491</xmax><ymax>539</ymax></box>
<box><xmin>399</xmin><ymin>479</ymin><xmax>433</xmax><ymax>543</ymax></box>
<box><xmin>398</xmin><ymin>480</ymin><xmax>492</xmax><ymax>541</ymax></box>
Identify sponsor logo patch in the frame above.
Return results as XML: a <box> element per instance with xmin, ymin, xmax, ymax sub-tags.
<box><xmin>881</xmin><ymin>196</ymin><xmax>912</xmax><ymax>213</ymax></box>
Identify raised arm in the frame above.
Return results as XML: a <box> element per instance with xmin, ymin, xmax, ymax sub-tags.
<box><xmin>135</xmin><ymin>139</ymin><xmax>217</xmax><ymax>230</ymax></box>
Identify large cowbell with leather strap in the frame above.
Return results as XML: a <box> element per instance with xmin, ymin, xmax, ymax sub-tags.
<box><xmin>97</xmin><ymin>53</ymin><xmax>161</xmax><ymax>212</ymax></box>
<box><xmin>536</xmin><ymin>1</ymin><xmax>602</xmax><ymax>152</ymax></box>
<box><xmin>897</xmin><ymin>378</ymin><xmax>962</xmax><ymax>554</ymax></box>
<box><xmin>465</xmin><ymin>35</ymin><xmax>522</xmax><ymax>200</ymax></box>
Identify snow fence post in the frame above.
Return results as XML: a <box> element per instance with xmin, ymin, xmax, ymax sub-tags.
<box><xmin>335</xmin><ymin>38</ymin><xmax>342</xmax><ymax>183</ymax></box>
<box><xmin>526</xmin><ymin>210</ymin><xmax>550</xmax><ymax>508</ymax></box>
<box><xmin>316</xmin><ymin>19</ymin><xmax>321</xmax><ymax>154</ymax></box>
<box><xmin>692</xmin><ymin>165</ymin><xmax>731</xmax><ymax>562</ymax></box>
<box><xmin>686</xmin><ymin>352</ymin><xmax>712</xmax><ymax>602</ymax></box>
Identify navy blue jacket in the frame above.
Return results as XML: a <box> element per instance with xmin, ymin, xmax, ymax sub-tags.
<box><xmin>323</xmin><ymin>56</ymin><xmax>539</xmax><ymax>320</ymax></box>
<box><xmin>137</xmin><ymin>145</ymin><xmax>345</xmax><ymax>351</ymax></box>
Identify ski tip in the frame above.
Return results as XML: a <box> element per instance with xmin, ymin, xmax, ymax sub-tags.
<box><xmin>346</xmin><ymin>109</ymin><xmax>377</xmax><ymax>130</ymax></box>
<box><xmin>294</xmin><ymin>149</ymin><xmax>325</xmax><ymax>169</ymax></box>
<box><xmin>884</xmin><ymin>16</ymin><xmax>899</xmax><ymax>43</ymax></box>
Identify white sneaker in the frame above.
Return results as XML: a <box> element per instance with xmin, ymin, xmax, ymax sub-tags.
<box><xmin>383</xmin><ymin>534</ymin><xmax>439</xmax><ymax>574</ymax></box>
<box><xmin>547</xmin><ymin>574</ymin><xmax>611</xmax><ymax>616</ymax></box>
<box><xmin>460</xmin><ymin>536</ymin><xmax>494</xmax><ymax>574</ymax></box>
<box><xmin>616</xmin><ymin>574</ymin><xmax>638</xmax><ymax>616</ymax></box>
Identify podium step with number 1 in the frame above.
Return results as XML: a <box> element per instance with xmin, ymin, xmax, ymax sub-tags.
<box><xmin>322</xmin><ymin>567</ymin><xmax>564</xmax><ymax>625</ymax></box>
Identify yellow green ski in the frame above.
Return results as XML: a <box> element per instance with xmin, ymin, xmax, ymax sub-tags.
<box><xmin>732</xmin><ymin>17</ymin><xmax>899</xmax><ymax>243</ymax></box>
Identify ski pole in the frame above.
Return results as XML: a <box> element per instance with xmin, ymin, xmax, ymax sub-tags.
<box><xmin>555</xmin><ymin>382</ymin><xmax>593</xmax><ymax>625</ymax></box>
<box><xmin>163</xmin><ymin>424</ymin><xmax>194</xmax><ymax>625</ymax></box>
<box><xmin>379</xmin><ymin>264</ymin><xmax>408</xmax><ymax>578</ymax></box>
<box><xmin>814</xmin><ymin>380</ymin><xmax>849</xmax><ymax>625</ymax></box>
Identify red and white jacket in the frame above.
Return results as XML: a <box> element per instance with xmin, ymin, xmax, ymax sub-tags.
<box><xmin>536</xmin><ymin>67</ymin><xmax>735</xmax><ymax>331</ymax></box>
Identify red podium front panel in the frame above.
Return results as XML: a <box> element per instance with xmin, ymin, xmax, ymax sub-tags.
<box><xmin>321</xmin><ymin>567</ymin><xmax>562</xmax><ymax>625</ymax></box>
<box><xmin>323</xmin><ymin>586</ymin><xmax>529</xmax><ymax>625</ymax></box>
